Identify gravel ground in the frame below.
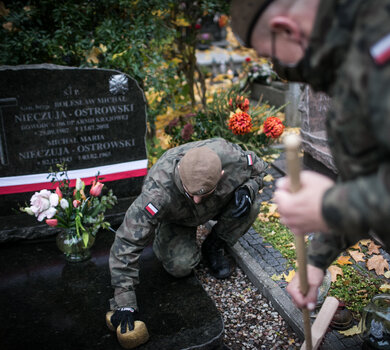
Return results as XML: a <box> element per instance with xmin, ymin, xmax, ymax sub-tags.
<box><xmin>195</xmin><ymin>227</ymin><xmax>302</xmax><ymax>350</ymax></box>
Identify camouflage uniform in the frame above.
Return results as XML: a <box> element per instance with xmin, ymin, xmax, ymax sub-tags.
<box><xmin>282</xmin><ymin>0</ymin><xmax>390</xmax><ymax>269</ymax></box>
<box><xmin>109</xmin><ymin>138</ymin><xmax>267</xmax><ymax>310</ymax></box>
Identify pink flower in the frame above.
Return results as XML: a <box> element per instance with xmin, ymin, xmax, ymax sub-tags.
<box><xmin>55</xmin><ymin>187</ymin><xmax>62</xmax><ymax>200</ymax></box>
<box><xmin>30</xmin><ymin>190</ymin><xmax>58</xmax><ymax>221</ymax></box>
<box><xmin>90</xmin><ymin>180</ymin><xmax>104</xmax><ymax>197</ymax></box>
<box><xmin>45</xmin><ymin>219</ymin><xmax>58</xmax><ymax>227</ymax></box>
<box><xmin>73</xmin><ymin>200</ymin><xmax>81</xmax><ymax>208</ymax></box>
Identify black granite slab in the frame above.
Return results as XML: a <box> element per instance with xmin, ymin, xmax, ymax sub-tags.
<box><xmin>0</xmin><ymin>231</ymin><xmax>224</xmax><ymax>350</ymax></box>
<box><xmin>0</xmin><ymin>64</ymin><xmax>147</xmax><ymax>240</ymax></box>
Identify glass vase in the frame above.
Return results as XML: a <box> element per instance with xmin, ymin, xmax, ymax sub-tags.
<box><xmin>362</xmin><ymin>294</ymin><xmax>390</xmax><ymax>349</ymax></box>
<box><xmin>56</xmin><ymin>228</ymin><xmax>95</xmax><ymax>263</ymax></box>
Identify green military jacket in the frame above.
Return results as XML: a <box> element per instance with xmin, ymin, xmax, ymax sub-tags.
<box><xmin>291</xmin><ymin>0</ymin><xmax>390</xmax><ymax>269</ymax></box>
<box><xmin>109</xmin><ymin>138</ymin><xmax>267</xmax><ymax>309</ymax></box>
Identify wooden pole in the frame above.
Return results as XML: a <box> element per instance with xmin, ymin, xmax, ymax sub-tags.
<box><xmin>284</xmin><ymin>134</ymin><xmax>313</xmax><ymax>350</ymax></box>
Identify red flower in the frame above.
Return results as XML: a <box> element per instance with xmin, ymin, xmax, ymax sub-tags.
<box><xmin>263</xmin><ymin>116</ymin><xmax>285</xmax><ymax>138</ymax></box>
<box><xmin>237</xmin><ymin>97</ymin><xmax>250</xmax><ymax>112</ymax></box>
<box><xmin>218</xmin><ymin>15</ymin><xmax>228</xmax><ymax>28</ymax></box>
<box><xmin>46</xmin><ymin>218</ymin><xmax>58</xmax><ymax>227</ymax></box>
<box><xmin>245</xmin><ymin>57</ymin><xmax>251</xmax><ymax>62</ymax></box>
<box><xmin>195</xmin><ymin>23</ymin><xmax>201</xmax><ymax>30</ymax></box>
<box><xmin>228</xmin><ymin>95</ymin><xmax>250</xmax><ymax>112</ymax></box>
<box><xmin>228</xmin><ymin>112</ymin><xmax>253</xmax><ymax>135</ymax></box>
<box><xmin>90</xmin><ymin>180</ymin><xmax>104</xmax><ymax>197</ymax></box>
<box><xmin>181</xmin><ymin>123</ymin><xmax>194</xmax><ymax>141</ymax></box>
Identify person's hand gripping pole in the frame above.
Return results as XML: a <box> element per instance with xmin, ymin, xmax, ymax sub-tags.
<box><xmin>284</xmin><ymin>134</ymin><xmax>312</xmax><ymax>350</ymax></box>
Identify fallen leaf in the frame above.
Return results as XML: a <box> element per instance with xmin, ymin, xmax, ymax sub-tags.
<box><xmin>259</xmin><ymin>202</ymin><xmax>280</xmax><ymax>219</ymax></box>
<box><xmin>263</xmin><ymin>174</ymin><xmax>274</xmax><ymax>182</ymax></box>
<box><xmin>349</xmin><ymin>242</ymin><xmax>361</xmax><ymax>251</ymax></box>
<box><xmin>379</xmin><ymin>283</ymin><xmax>390</xmax><ymax>292</ymax></box>
<box><xmin>367</xmin><ymin>241</ymin><xmax>381</xmax><ymax>255</ymax></box>
<box><xmin>384</xmin><ymin>271</ymin><xmax>390</xmax><ymax>279</ymax></box>
<box><xmin>367</xmin><ymin>254</ymin><xmax>389</xmax><ymax>275</ymax></box>
<box><xmin>99</xmin><ymin>43</ymin><xmax>107</xmax><ymax>53</ymax></box>
<box><xmin>172</xmin><ymin>17</ymin><xmax>190</xmax><ymax>27</ymax></box>
<box><xmin>86</xmin><ymin>46</ymin><xmax>102</xmax><ymax>64</ymax></box>
<box><xmin>283</xmin><ymin>270</ymin><xmax>295</xmax><ymax>283</ymax></box>
<box><xmin>338</xmin><ymin>319</ymin><xmax>363</xmax><ymax>336</ymax></box>
<box><xmin>348</xmin><ymin>249</ymin><xmax>365</xmax><ymax>263</ymax></box>
<box><xmin>284</xmin><ymin>242</ymin><xmax>296</xmax><ymax>250</ymax></box>
<box><xmin>271</xmin><ymin>274</ymin><xmax>283</xmax><ymax>281</ymax></box>
<box><xmin>328</xmin><ymin>265</ymin><xmax>343</xmax><ymax>282</ymax></box>
<box><xmin>336</xmin><ymin>255</ymin><xmax>353</xmax><ymax>266</ymax></box>
<box><xmin>360</xmin><ymin>239</ymin><xmax>372</xmax><ymax>247</ymax></box>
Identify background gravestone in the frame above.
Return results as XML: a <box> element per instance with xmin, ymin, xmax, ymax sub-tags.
<box><xmin>299</xmin><ymin>85</ymin><xmax>337</xmax><ymax>179</ymax></box>
<box><xmin>0</xmin><ymin>64</ymin><xmax>147</xmax><ymax>241</ymax></box>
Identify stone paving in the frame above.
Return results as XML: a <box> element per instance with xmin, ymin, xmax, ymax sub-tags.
<box><xmin>230</xmin><ymin>156</ymin><xmax>366</xmax><ymax>350</ymax></box>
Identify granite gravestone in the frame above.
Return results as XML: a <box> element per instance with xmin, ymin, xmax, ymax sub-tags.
<box><xmin>0</xmin><ymin>64</ymin><xmax>148</xmax><ymax>241</ymax></box>
<box><xmin>299</xmin><ymin>85</ymin><xmax>337</xmax><ymax>178</ymax></box>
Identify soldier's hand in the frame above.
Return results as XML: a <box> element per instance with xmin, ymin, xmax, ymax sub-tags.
<box><xmin>286</xmin><ymin>264</ymin><xmax>325</xmax><ymax>310</ymax></box>
<box><xmin>110</xmin><ymin>307</ymin><xmax>138</xmax><ymax>334</ymax></box>
<box><xmin>274</xmin><ymin>171</ymin><xmax>334</xmax><ymax>235</ymax></box>
<box><xmin>232</xmin><ymin>187</ymin><xmax>252</xmax><ymax>218</ymax></box>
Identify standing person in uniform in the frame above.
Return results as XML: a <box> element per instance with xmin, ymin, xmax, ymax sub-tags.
<box><xmin>231</xmin><ymin>0</ymin><xmax>390</xmax><ymax>311</ymax></box>
<box><xmin>108</xmin><ymin>138</ymin><xmax>267</xmax><ymax>333</ymax></box>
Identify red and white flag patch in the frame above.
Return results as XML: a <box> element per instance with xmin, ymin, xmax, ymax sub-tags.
<box><xmin>246</xmin><ymin>154</ymin><xmax>253</xmax><ymax>166</ymax></box>
<box><xmin>145</xmin><ymin>202</ymin><xmax>159</xmax><ymax>216</ymax></box>
<box><xmin>370</xmin><ymin>33</ymin><xmax>390</xmax><ymax>65</ymax></box>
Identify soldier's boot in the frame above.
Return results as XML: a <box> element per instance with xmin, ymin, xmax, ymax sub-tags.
<box><xmin>201</xmin><ymin>230</ymin><xmax>231</xmax><ymax>279</ymax></box>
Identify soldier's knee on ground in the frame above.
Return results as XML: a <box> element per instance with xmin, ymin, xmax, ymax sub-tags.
<box><xmin>162</xmin><ymin>253</ymin><xmax>200</xmax><ymax>277</ymax></box>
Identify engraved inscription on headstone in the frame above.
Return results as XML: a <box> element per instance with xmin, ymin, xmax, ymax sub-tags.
<box><xmin>0</xmin><ymin>64</ymin><xmax>148</xmax><ymax>236</ymax></box>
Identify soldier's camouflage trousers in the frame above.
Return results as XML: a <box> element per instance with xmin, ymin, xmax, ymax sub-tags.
<box><xmin>153</xmin><ymin>192</ymin><xmax>262</xmax><ymax>277</ymax></box>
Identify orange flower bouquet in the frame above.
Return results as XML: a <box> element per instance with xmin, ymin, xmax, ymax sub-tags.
<box><xmin>164</xmin><ymin>85</ymin><xmax>285</xmax><ymax>156</ymax></box>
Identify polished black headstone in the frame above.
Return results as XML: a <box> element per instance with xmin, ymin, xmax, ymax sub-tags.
<box><xmin>0</xmin><ymin>231</ymin><xmax>224</xmax><ymax>350</ymax></box>
<box><xmin>0</xmin><ymin>64</ymin><xmax>147</xmax><ymax>240</ymax></box>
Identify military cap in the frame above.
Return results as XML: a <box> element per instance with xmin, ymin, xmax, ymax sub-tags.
<box><xmin>178</xmin><ymin>146</ymin><xmax>222</xmax><ymax>196</ymax></box>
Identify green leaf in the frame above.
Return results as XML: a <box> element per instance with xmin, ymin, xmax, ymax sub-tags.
<box><xmin>82</xmin><ymin>231</ymin><xmax>89</xmax><ymax>247</ymax></box>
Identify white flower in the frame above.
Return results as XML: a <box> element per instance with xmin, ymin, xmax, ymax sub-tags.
<box><xmin>49</xmin><ymin>193</ymin><xmax>59</xmax><ymax>207</ymax></box>
<box><xmin>30</xmin><ymin>189</ymin><xmax>58</xmax><ymax>221</ymax></box>
<box><xmin>44</xmin><ymin>207</ymin><xmax>57</xmax><ymax>220</ymax></box>
<box><xmin>60</xmin><ymin>198</ymin><xmax>69</xmax><ymax>209</ymax></box>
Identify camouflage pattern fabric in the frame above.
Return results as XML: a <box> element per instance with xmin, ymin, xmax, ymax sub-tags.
<box><xmin>109</xmin><ymin>138</ymin><xmax>267</xmax><ymax>310</ymax></box>
<box><xmin>294</xmin><ymin>0</ymin><xmax>390</xmax><ymax>269</ymax></box>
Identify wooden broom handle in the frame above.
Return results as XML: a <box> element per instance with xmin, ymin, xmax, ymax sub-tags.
<box><xmin>284</xmin><ymin>134</ymin><xmax>312</xmax><ymax>350</ymax></box>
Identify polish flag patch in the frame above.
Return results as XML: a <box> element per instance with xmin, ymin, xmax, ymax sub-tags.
<box><xmin>246</xmin><ymin>154</ymin><xmax>253</xmax><ymax>166</ymax></box>
<box><xmin>145</xmin><ymin>202</ymin><xmax>159</xmax><ymax>216</ymax></box>
<box><xmin>370</xmin><ymin>33</ymin><xmax>390</xmax><ymax>65</ymax></box>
